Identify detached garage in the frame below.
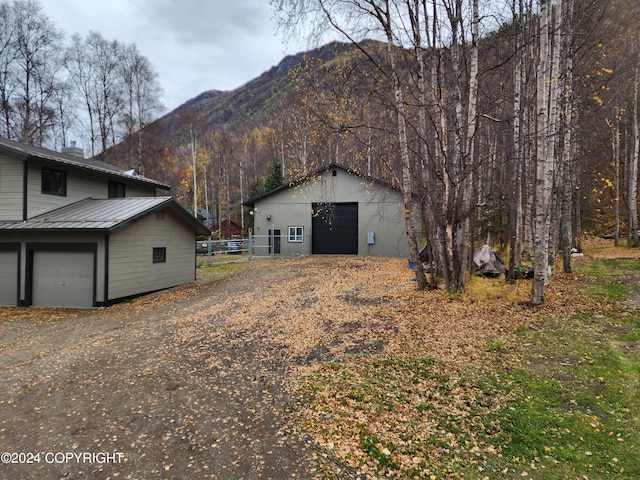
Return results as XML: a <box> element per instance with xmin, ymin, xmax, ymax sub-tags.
<box><xmin>244</xmin><ymin>163</ymin><xmax>412</xmax><ymax>257</ymax></box>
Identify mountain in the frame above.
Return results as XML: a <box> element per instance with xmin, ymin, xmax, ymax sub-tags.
<box><xmin>152</xmin><ymin>41</ymin><xmax>357</xmax><ymax>139</ymax></box>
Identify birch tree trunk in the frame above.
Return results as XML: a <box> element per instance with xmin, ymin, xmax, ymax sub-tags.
<box><xmin>630</xmin><ymin>62</ymin><xmax>639</xmax><ymax>247</ymax></box>
<box><xmin>560</xmin><ymin>0</ymin><xmax>575</xmax><ymax>273</ymax></box>
<box><xmin>458</xmin><ymin>0</ymin><xmax>480</xmax><ymax>289</ymax></box>
<box><xmin>614</xmin><ymin>106</ymin><xmax>620</xmax><ymax>246</ymax></box>
<box><xmin>532</xmin><ymin>0</ymin><xmax>554</xmax><ymax>304</ymax></box>
<box><xmin>412</xmin><ymin>0</ymin><xmax>439</xmax><ymax>287</ymax></box>
<box><xmin>379</xmin><ymin>2</ymin><xmax>427</xmax><ymax>289</ymax></box>
<box><xmin>509</xmin><ymin>0</ymin><xmax>524</xmax><ymax>281</ymax></box>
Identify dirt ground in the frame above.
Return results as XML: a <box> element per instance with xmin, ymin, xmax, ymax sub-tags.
<box><xmin>0</xmin><ymin>256</ymin><xmax>419</xmax><ymax>480</ymax></box>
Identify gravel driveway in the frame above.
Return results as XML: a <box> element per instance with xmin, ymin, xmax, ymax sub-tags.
<box><xmin>1</xmin><ymin>256</ymin><xmax>415</xmax><ymax>479</ymax></box>
<box><xmin>1</xmin><ymin>257</ymin><xmax>381</xmax><ymax>480</ymax></box>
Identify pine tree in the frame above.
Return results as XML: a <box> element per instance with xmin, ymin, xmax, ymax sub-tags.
<box><xmin>263</xmin><ymin>158</ymin><xmax>285</xmax><ymax>192</ymax></box>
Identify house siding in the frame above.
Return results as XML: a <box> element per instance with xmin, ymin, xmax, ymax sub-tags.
<box><xmin>108</xmin><ymin>211</ymin><xmax>195</xmax><ymax>300</ymax></box>
<box><xmin>252</xmin><ymin>168</ymin><xmax>410</xmax><ymax>256</ymax></box>
<box><xmin>26</xmin><ymin>162</ymin><xmax>157</xmax><ymax>218</ymax></box>
<box><xmin>0</xmin><ymin>153</ymin><xmax>24</xmax><ymax>220</ymax></box>
<box><xmin>0</xmin><ymin>139</ymin><xmax>206</xmax><ymax>307</ymax></box>
<box><xmin>7</xmin><ymin>232</ymin><xmax>106</xmax><ymax>305</ymax></box>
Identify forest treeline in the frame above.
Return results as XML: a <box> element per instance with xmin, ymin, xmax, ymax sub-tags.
<box><xmin>2</xmin><ymin>0</ymin><xmax>639</xmax><ymax>303</ymax></box>
<box><xmin>153</xmin><ymin>0</ymin><xmax>639</xmax><ymax>303</ymax></box>
<box><xmin>0</xmin><ymin>0</ymin><xmax>163</xmax><ymax>159</ymax></box>
<box><xmin>267</xmin><ymin>0</ymin><xmax>637</xmax><ymax>304</ymax></box>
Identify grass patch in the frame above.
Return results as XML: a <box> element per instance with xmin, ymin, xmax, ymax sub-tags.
<box><xmin>300</xmin><ymin>356</ymin><xmax>515</xmax><ymax>478</ymax></box>
<box><xmin>196</xmin><ymin>259</ymin><xmax>248</xmax><ymax>284</ymax></box>
<box><xmin>573</xmin><ymin>259</ymin><xmax>634</xmax><ymax>300</ymax></box>
<box><xmin>299</xmin><ymin>256</ymin><xmax>640</xmax><ymax>479</ymax></box>
<box><xmin>484</xmin><ymin>260</ymin><xmax>640</xmax><ymax>479</ymax></box>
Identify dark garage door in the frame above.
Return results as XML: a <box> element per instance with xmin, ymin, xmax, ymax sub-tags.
<box><xmin>312</xmin><ymin>202</ymin><xmax>358</xmax><ymax>254</ymax></box>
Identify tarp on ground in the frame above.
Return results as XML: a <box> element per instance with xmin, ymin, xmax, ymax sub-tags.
<box><xmin>473</xmin><ymin>244</ymin><xmax>506</xmax><ymax>277</ymax></box>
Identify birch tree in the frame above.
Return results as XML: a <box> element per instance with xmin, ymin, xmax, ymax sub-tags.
<box><xmin>272</xmin><ymin>0</ymin><xmax>486</xmax><ymax>292</ymax></box>
<box><xmin>10</xmin><ymin>0</ymin><xmax>62</xmax><ymax>144</ymax></box>
<box><xmin>120</xmin><ymin>44</ymin><xmax>164</xmax><ymax>173</ymax></box>
<box><xmin>631</xmin><ymin>60</ymin><xmax>639</xmax><ymax>246</ymax></box>
<box><xmin>532</xmin><ymin>0</ymin><xmax>555</xmax><ymax>304</ymax></box>
<box><xmin>531</xmin><ymin>0</ymin><xmax>578</xmax><ymax>301</ymax></box>
<box><xmin>273</xmin><ymin>0</ymin><xmax>428</xmax><ymax>289</ymax></box>
<box><xmin>507</xmin><ymin>0</ymin><xmax>526</xmax><ymax>281</ymax></box>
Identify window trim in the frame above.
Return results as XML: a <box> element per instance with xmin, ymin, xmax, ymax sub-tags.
<box><xmin>152</xmin><ymin>247</ymin><xmax>166</xmax><ymax>263</ymax></box>
<box><xmin>41</xmin><ymin>167</ymin><xmax>67</xmax><ymax>196</ymax></box>
<box><xmin>288</xmin><ymin>226</ymin><xmax>304</xmax><ymax>243</ymax></box>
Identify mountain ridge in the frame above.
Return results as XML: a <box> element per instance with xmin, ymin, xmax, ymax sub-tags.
<box><xmin>150</xmin><ymin>40</ymin><xmax>360</xmax><ymax>137</ymax></box>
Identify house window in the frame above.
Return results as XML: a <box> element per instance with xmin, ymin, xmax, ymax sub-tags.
<box><xmin>42</xmin><ymin>168</ymin><xmax>66</xmax><ymax>196</ymax></box>
<box><xmin>288</xmin><ymin>226</ymin><xmax>304</xmax><ymax>243</ymax></box>
<box><xmin>152</xmin><ymin>247</ymin><xmax>166</xmax><ymax>263</ymax></box>
<box><xmin>108</xmin><ymin>181</ymin><xmax>125</xmax><ymax>198</ymax></box>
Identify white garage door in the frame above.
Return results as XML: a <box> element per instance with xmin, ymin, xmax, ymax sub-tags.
<box><xmin>0</xmin><ymin>251</ymin><xmax>18</xmax><ymax>306</ymax></box>
<box><xmin>32</xmin><ymin>251</ymin><xmax>94</xmax><ymax>307</ymax></box>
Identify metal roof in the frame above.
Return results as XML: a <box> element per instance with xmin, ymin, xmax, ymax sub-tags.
<box><xmin>0</xmin><ymin>136</ymin><xmax>170</xmax><ymax>190</ymax></box>
<box><xmin>0</xmin><ymin>197</ymin><xmax>210</xmax><ymax>235</ymax></box>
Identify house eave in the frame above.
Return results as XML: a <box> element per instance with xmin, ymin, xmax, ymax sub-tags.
<box><xmin>0</xmin><ymin>197</ymin><xmax>210</xmax><ymax>236</ymax></box>
<box><xmin>0</xmin><ymin>136</ymin><xmax>170</xmax><ymax>191</ymax></box>
<box><xmin>242</xmin><ymin>162</ymin><xmax>398</xmax><ymax>207</ymax></box>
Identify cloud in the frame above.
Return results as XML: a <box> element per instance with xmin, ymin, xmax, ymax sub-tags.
<box><xmin>144</xmin><ymin>0</ymin><xmax>274</xmax><ymax>45</ymax></box>
<box><xmin>41</xmin><ymin>0</ymin><xmax>294</xmax><ymax>110</ymax></box>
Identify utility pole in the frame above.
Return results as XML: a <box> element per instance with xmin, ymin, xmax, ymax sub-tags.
<box><xmin>191</xmin><ymin>126</ymin><xmax>198</xmax><ymax>217</ymax></box>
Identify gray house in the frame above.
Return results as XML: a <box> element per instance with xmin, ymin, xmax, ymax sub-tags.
<box><xmin>0</xmin><ymin>137</ymin><xmax>209</xmax><ymax>307</ymax></box>
<box><xmin>244</xmin><ymin>163</ymin><xmax>411</xmax><ymax>257</ymax></box>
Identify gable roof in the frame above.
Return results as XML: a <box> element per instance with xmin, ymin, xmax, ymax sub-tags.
<box><xmin>0</xmin><ymin>136</ymin><xmax>169</xmax><ymax>190</ymax></box>
<box><xmin>0</xmin><ymin>197</ymin><xmax>210</xmax><ymax>235</ymax></box>
<box><xmin>243</xmin><ymin>162</ymin><xmax>398</xmax><ymax>207</ymax></box>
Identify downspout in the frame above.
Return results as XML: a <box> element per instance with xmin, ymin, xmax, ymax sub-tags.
<box><xmin>23</xmin><ymin>159</ymin><xmax>28</xmax><ymax>221</ymax></box>
<box><xmin>104</xmin><ymin>234</ymin><xmax>109</xmax><ymax>306</ymax></box>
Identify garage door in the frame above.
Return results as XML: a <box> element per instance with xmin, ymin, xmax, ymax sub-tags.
<box><xmin>0</xmin><ymin>250</ymin><xmax>19</xmax><ymax>306</ymax></box>
<box><xmin>312</xmin><ymin>202</ymin><xmax>358</xmax><ymax>254</ymax></box>
<box><xmin>32</xmin><ymin>251</ymin><xmax>95</xmax><ymax>307</ymax></box>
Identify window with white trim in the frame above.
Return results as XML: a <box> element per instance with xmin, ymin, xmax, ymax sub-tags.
<box><xmin>288</xmin><ymin>226</ymin><xmax>303</xmax><ymax>243</ymax></box>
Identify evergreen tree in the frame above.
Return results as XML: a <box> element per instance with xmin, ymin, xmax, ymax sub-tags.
<box><xmin>263</xmin><ymin>158</ymin><xmax>284</xmax><ymax>192</ymax></box>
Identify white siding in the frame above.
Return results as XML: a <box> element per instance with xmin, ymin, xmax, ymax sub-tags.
<box><xmin>108</xmin><ymin>211</ymin><xmax>195</xmax><ymax>300</ymax></box>
<box><xmin>0</xmin><ymin>153</ymin><xmax>24</xmax><ymax>220</ymax></box>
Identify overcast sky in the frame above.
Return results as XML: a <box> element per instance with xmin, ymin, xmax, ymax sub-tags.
<box><xmin>40</xmin><ymin>0</ymin><xmax>312</xmax><ymax>112</ymax></box>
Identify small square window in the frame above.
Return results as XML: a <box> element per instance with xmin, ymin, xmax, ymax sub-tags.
<box><xmin>288</xmin><ymin>226</ymin><xmax>304</xmax><ymax>243</ymax></box>
<box><xmin>152</xmin><ymin>247</ymin><xmax>166</xmax><ymax>263</ymax></box>
<box><xmin>108</xmin><ymin>181</ymin><xmax>125</xmax><ymax>198</ymax></box>
<box><xmin>42</xmin><ymin>168</ymin><xmax>67</xmax><ymax>196</ymax></box>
